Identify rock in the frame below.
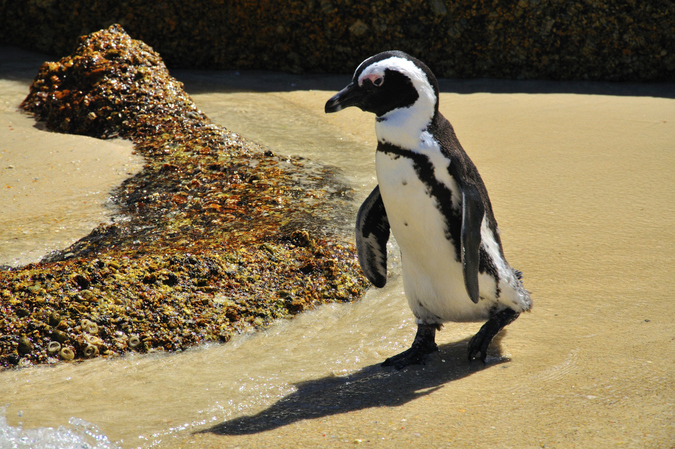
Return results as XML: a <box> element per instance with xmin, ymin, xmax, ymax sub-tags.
<box><xmin>18</xmin><ymin>336</ymin><xmax>33</xmax><ymax>355</ymax></box>
<box><xmin>1</xmin><ymin>25</ymin><xmax>369</xmax><ymax>370</ymax></box>
<box><xmin>349</xmin><ymin>20</ymin><xmax>368</xmax><ymax>37</ymax></box>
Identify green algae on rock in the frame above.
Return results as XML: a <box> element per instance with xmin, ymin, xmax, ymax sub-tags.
<box><xmin>0</xmin><ymin>24</ymin><xmax>369</xmax><ymax>369</ymax></box>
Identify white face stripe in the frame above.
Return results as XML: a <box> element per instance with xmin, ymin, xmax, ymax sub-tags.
<box><xmin>360</xmin><ymin>57</ymin><xmax>438</xmax><ymax>150</ymax></box>
<box><xmin>357</xmin><ymin>56</ymin><xmax>433</xmax><ymax>95</ymax></box>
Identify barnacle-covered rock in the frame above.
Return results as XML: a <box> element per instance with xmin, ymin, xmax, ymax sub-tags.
<box><xmin>0</xmin><ymin>25</ymin><xmax>369</xmax><ymax>369</ymax></box>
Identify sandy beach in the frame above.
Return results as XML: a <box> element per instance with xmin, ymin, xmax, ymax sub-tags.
<box><xmin>1</xmin><ymin>46</ymin><xmax>674</xmax><ymax>448</ymax></box>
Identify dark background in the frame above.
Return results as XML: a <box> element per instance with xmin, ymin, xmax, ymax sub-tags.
<box><xmin>2</xmin><ymin>0</ymin><xmax>674</xmax><ymax>81</ymax></box>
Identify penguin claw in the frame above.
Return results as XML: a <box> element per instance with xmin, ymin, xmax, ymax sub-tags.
<box><xmin>382</xmin><ymin>342</ymin><xmax>438</xmax><ymax>370</ymax></box>
<box><xmin>467</xmin><ymin>332</ymin><xmax>490</xmax><ymax>364</ymax></box>
<box><xmin>382</xmin><ymin>323</ymin><xmax>439</xmax><ymax>370</ymax></box>
<box><xmin>467</xmin><ymin>308</ymin><xmax>520</xmax><ymax>363</ymax></box>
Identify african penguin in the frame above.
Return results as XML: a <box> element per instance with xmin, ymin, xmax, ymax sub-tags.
<box><xmin>325</xmin><ymin>51</ymin><xmax>532</xmax><ymax>369</ymax></box>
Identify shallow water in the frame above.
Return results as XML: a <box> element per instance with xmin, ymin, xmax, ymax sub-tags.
<box><xmin>1</xmin><ymin>48</ymin><xmax>674</xmax><ymax>448</ymax></box>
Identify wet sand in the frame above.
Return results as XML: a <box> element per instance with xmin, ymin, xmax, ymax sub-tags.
<box><xmin>0</xmin><ymin>47</ymin><xmax>144</xmax><ymax>267</ymax></box>
<box><xmin>1</xmin><ymin>47</ymin><xmax>674</xmax><ymax>448</ymax></box>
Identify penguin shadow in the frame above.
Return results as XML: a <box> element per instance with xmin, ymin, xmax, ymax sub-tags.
<box><xmin>199</xmin><ymin>334</ymin><xmax>510</xmax><ymax>436</ymax></box>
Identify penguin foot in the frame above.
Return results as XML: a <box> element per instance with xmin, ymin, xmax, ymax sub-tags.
<box><xmin>468</xmin><ymin>308</ymin><xmax>520</xmax><ymax>363</ymax></box>
<box><xmin>382</xmin><ymin>323</ymin><xmax>440</xmax><ymax>370</ymax></box>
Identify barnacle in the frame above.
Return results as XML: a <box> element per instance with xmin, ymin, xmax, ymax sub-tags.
<box><xmin>47</xmin><ymin>341</ymin><xmax>62</xmax><ymax>355</ymax></box>
<box><xmin>59</xmin><ymin>347</ymin><xmax>75</xmax><ymax>360</ymax></box>
<box><xmin>83</xmin><ymin>344</ymin><xmax>99</xmax><ymax>358</ymax></box>
<box><xmin>128</xmin><ymin>335</ymin><xmax>142</xmax><ymax>349</ymax></box>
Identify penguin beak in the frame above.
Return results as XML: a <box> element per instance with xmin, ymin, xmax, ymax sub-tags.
<box><xmin>325</xmin><ymin>82</ymin><xmax>365</xmax><ymax>113</ymax></box>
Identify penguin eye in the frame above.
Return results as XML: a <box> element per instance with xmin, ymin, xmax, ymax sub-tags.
<box><xmin>372</xmin><ymin>77</ymin><xmax>384</xmax><ymax>87</ymax></box>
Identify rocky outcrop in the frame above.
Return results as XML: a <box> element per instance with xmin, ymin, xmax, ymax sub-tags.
<box><xmin>1</xmin><ymin>25</ymin><xmax>368</xmax><ymax>369</ymax></box>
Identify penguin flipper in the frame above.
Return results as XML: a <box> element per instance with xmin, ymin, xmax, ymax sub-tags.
<box><xmin>461</xmin><ymin>185</ymin><xmax>484</xmax><ymax>304</ymax></box>
<box><xmin>356</xmin><ymin>185</ymin><xmax>390</xmax><ymax>288</ymax></box>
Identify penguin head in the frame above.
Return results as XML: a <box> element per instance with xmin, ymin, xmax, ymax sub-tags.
<box><xmin>325</xmin><ymin>51</ymin><xmax>439</xmax><ymax>120</ymax></box>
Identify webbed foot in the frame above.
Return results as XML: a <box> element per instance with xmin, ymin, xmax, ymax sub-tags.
<box><xmin>468</xmin><ymin>308</ymin><xmax>520</xmax><ymax>363</ymax></box>
<box><xmin>382</xmin><ymin>323</ymin><xmax>440</xmax><ymax>370</ymax></box>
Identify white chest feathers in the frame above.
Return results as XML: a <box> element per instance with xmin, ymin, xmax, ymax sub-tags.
<box><xmin>375</xmin><ymin>148</ymin><xmax>483</xmax><ymax>322</ymax></box>
<box><xmin>374</xmin><ymin>143</ymin><xmax>531</xmax><ymax>323</ymax></box>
